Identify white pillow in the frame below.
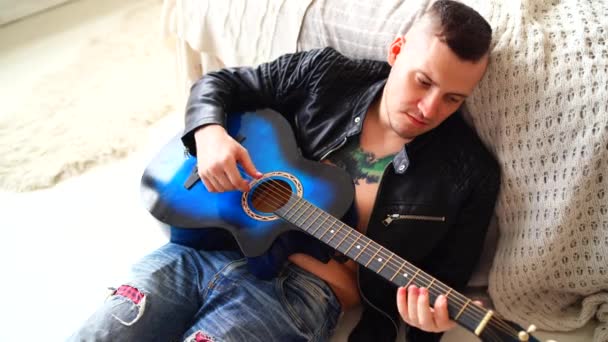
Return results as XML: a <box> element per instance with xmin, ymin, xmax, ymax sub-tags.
<box><xmin>298</xmin><ymin>0</ymin><xmax>430</xmax><ymax>60</ymax></box>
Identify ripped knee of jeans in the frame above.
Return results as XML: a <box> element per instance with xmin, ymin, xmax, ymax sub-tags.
<box><xmin>106</xmin><ymin>285</ymin><xmax>147</xmax><ymax>326</ymax></box>
<box><xmin>184</xmin><ymin>330</ymin><xmax>217</xmax><ymax>342</ymax></box>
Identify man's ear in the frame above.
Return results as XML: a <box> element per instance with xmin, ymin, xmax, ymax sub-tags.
<box><xmin>387</xmin><ymin>36</ymin><xmax>405</xmax><ymax>66</ymax></box>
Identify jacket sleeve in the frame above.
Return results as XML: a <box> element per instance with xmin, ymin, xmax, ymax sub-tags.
<box><xmin>180</xmin><ymin>47</ymin><xmax>335</xmax><ymax>156</ymax></box>
<box><xmin>407</xmin><ymin>166</ymin><xmax>501</xmax><ymax>342</ymax></box>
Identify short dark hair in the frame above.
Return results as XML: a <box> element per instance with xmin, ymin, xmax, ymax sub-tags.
<box><xmin>423</xmin><ymin>0</ymin><xmax>492</xmax><ymax>61</ymax></box>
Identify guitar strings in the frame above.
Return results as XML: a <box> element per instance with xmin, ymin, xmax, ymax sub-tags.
<box><xmin>262</xmin><ymin>183</ymin><xmax>524</xmax><ymax>340</ymax></box>
<box><xmin>288</xmin><ymin>197</ymin><xmax>522</xmax><ymax>340</ymax></box>
<box><xmin>247</xmin><ymin>177</ymin><xmax>522</xmax><ymax>339</ymax></box>
<box><xmin>247</xmin><ymin>177</ymin><xmax>523</xmax><ymax>339</ymax></box>
<box><xmin>249</xmin><ymin>178</ymin><xmax>523</xmax><ymax>339</ymax></box>
<box><xmin>254</xmin><ymin>181</ymin><xmax>486</xmax><ymax>317</ymax></box>
<box><xmin>235</xmin><ymin>165</ymin><xmax>522</xmax><ymax>338</ymax></box>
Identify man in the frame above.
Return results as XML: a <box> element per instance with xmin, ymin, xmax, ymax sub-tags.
<box><xmin>71</xmin><ymin>1</ymin><xmax>499</xmax><ymax>341</ymax></box>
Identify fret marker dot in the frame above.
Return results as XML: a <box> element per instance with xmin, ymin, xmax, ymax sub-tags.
<box><xmin>356</xmin><ymin>245</ymin><xmax>361</xmax><ymax>249</ymax></box>
<box><xmin>403</xmin><ymin>273</ymin><xmax>408</xmax><ymax>278</ymax></box>
<box><xmin>378</xmin><ymin>258</ymin><xmax>383</xmax><ymax>262</ymax></box>
<box><xmin>330</xmin><ymin>230</ymin><xmax>335</xmax><ymax>234</ymax></box>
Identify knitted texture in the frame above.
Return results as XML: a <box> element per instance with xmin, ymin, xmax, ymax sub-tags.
<box><xmin>462</xmin><ymin>1</ymin><xmax>608</xmax><ymax>340</ymax></box>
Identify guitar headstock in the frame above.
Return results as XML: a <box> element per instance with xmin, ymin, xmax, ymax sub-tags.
<box><xmin>478</xmin><ymin>317</ymin><xmax>557</xmax><ymax>342</ymax></box>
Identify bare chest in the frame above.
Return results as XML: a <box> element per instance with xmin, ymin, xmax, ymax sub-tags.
<box><xmin>323</xmin><ymin>137</ymin><xmax>394</xmax><ymax>233</ymax></box>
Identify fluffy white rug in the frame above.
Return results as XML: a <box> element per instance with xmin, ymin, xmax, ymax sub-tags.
<box><xmin>0</xmin><ymin>1</ymin><xmax>176</xmax><ymax>192</ymax></box>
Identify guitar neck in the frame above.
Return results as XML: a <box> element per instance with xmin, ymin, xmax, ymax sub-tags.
<box><xmin>275</xmin><ymin>196</ymin><xmax>493</xmax><ymax>337</ymax></box>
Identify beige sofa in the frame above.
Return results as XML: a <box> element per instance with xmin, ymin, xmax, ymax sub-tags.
<box><xmin>161</xmin><ymin>0</ymin><xmax>608</xmax><ymax>341</ymax></box>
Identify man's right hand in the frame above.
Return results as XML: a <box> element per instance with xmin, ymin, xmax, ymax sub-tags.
<box><xmin>194</xmin><ymin>124</ymin><xmax>263</xmax><ymax>192</ymax></box>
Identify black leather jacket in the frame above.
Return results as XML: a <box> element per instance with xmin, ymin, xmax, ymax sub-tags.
<box><xmin>182</xmin><ymin>47</ymin><xmax>500</xmax><ymax>342</ymax></box>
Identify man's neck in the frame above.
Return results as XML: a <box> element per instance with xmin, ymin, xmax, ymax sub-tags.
<box><xmin>360</xmin><ymin>97</ymin><xmax>411</xmax><ymax>157</ymax></box>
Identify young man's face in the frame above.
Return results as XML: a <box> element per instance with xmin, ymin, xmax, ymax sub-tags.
<box><xmin>382</xmin><ymin>23</ymin><xmax>489</xmax><ymax>140</ymax></box>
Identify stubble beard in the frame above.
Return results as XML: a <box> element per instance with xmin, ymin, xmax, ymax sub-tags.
<box><xmin>382</xmin><ymin>80</ymin><xmax>417</xmax><ymax>142</ymax></box>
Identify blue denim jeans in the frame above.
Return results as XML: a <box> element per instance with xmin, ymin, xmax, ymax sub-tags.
<box><xmin>69</xmin><ymin>243</ymin><xmax>341</xmax><ymax>342</ymax></box>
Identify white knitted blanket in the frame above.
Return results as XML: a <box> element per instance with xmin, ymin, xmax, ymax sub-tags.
<box><xmin>463</xmin><ymin>1</ymin><xmax>608</xmax><ymax>341</ymax></box>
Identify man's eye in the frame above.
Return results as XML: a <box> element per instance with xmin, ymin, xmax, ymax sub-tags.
<box><xmin>417</xmin><ymin>78</ymin><xmax>431</xmax><ymax>87</ymax></box>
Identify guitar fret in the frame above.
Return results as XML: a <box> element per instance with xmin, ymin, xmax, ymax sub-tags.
<box><xmin>446</xmin><ymin>288</ymin><xmax>453</xmax><ymax>299</ymax></box>
<box><xmin>404</xmin><ymin>269</ymin><xmax>420</xmax><ymax>288</ymax></box>
<box><xmin>345</xmin><ymin>235</ymin><xmax>362</xmax><ymax>255</ymax></box>
<box><xmin>325</xmin><ymin>222</ymin><xmax>344</xmax><ymax>245</ymax></box>
<box><xmin>353</xmin><ymin>239</ymin><xmax>372</xmax><ymax>260</ymax></box>
<box><xmin>455</xmin><ymin>299</ymin><xmax>471</xmax><ymax>320</ymax></box>
<box><xmin>318</xmin><ymin>216</ymin><xmax>337</xmax><ymax>240</ymax></box>
<box><xmin>298</xmin><ymin>202</ymin><xmax>317</xmax><ymax>231</ymax></box>
<box><xmin>281</xmin><ymin>199</ymin><xmax>297</xmax><ymax>218</ymax></box>
<box><xmin>364</xmin><ymin>247</ymin><xmax>382</xmax><ymax>267</ymax></box>
<box><xmin>282</xmin><ymin>199</ymin><xmax>302</xmax><ymax>221</ymax></box>
<box><xmin>428</xmin><ymin>278</ymin><xmax>436</xmax><ymax>289</ymax></box>
<box><xmin>291</xmin><ymin>200</ymin><xmax>308</xmax><ymax>223</ymax></box>
<box><xmin>377</xmin><ymin>253</ymin><xmax>393</xmax><ymax>274</ymax></box>
<box><xmin>310</xmin><ymin>213</ymin><xmax>330</xmax><ymax>236</ymax></box>
<box><xmin>301</xmin><ymin>208</ymin><xmax>322</xmax><ymax>233</ymax></box>
<box><xmin>390</xmin><ymin>263</ymin><xmax>404</xmax><ymax>282</ymax></box>
<box><xmin>335</xmin><ymin>227</ymin><xmax>352</xmax><ymax>249</ymax></box>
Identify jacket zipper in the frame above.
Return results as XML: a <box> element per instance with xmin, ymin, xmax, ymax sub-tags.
<box><xmin>382</xmin><ymin>214</ymin><xmax>446</xmax><ymax>226</ymax></box>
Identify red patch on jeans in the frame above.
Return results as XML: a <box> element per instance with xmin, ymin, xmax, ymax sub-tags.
<box><xmin>115</xmin><ymin>285</ymin><xmax>145</xmax><ymax>304</ymax></box>
<box><xmin>194</xmin><ymin>331</ymin><xmax>215</xmax><ymax>342</ymax></box>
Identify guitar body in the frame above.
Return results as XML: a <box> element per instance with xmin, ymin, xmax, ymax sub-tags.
<box><xmin>141</xmin><ymin>109</ymin><xmax>354</xmax><ymax>257</ymax></box>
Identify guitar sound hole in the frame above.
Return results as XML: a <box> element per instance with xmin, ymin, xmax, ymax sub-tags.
<box><xmin>251</xmin><ymin>179</ymin><xmax>292</xmax><ymax>213</ymax></box>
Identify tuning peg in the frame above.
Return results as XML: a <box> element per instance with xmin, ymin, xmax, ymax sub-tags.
<box><xmin>517</xmin><ymin>324</ymin><xmax>558</xmax><ymax>342</ymax></box>
<box><xmin>517</xmin><ymin>325</ymin><xmax>538</xmax><ymax>341</ymax></box>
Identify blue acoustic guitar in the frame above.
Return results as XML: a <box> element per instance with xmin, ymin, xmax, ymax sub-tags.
<box><xmin>141</xmin><ymin>109</ymin><xmax>549</xmax><ymax>342</ymax></box>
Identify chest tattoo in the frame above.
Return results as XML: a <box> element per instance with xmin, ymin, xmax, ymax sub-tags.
<box><xmin>327</xmin><ymin>138</ymin><xmax>394</xmax><ymax>185</ymax></box>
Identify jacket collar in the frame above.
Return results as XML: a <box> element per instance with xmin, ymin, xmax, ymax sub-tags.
<box><xmin>346</xmin><ymin>79</ymin><xmax>461</xmax><ymax>175</ymax></box>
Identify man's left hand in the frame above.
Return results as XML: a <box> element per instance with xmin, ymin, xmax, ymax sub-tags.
<box><xmin>396</xmin><ymin>285</ymin><xmax>457</xmax><ymax>333</ymax></box>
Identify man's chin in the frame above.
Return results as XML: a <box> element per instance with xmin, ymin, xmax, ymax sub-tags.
<box><xmin>395</xmin><ymin>125</ymin><xmax>432</xmax><ymax>140</ymax></box>
<box><xmin>404</xmin><ymin>112</ymin><xmax>429</xmax><ymax>127</ymax></box>
<box><xmin>391</xmin><ymin>126</ymin><xmax>418</xmax><ymax>141</ymax></box>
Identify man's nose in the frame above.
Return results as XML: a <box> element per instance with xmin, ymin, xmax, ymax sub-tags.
<box><xmin>417</xmin><ymin>91</ymin><xmax>441</xmax><ymax>119</ymax></box>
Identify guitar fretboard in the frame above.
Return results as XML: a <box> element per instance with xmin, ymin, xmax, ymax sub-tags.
<box><xmin>274</xmin><ymin>196</ymin><xmax>487</xmax><ymax>335</ymax></box>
